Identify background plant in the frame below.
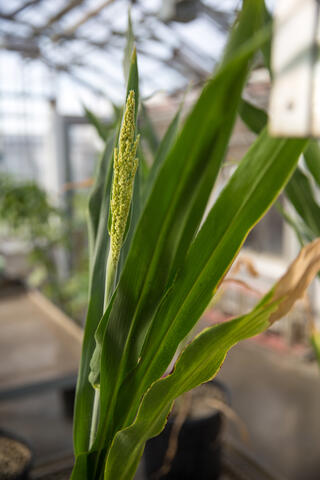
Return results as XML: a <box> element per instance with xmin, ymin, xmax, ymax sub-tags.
<box><xmin>71</xmin><ymin>2</ymin><xmax>319</xmax><ymax>479</ymax></box>
<box><xmin>0</xmin><ymin>173</ymin><xmax>90</xmax><ymax>320</ymax></box>
<box><xmin>0</xmin><ymin>174</ymin><xmax>63</xmax><ymax>295</ymax></box>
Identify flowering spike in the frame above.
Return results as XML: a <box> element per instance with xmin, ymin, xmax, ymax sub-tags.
<box><xmin>110</xmin><ymin>90</ymin><xmax>139</xmax><ymax>265</ymax></box>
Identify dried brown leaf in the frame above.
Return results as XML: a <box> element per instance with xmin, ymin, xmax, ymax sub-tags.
<box><xmin>231</xmin><ymin>256</ymin><xmax>259</xmax><ymax>277</ymax></box>
<box><xmin>269</xmin><ymin>239</ymin><xmax>320</xmax><ymax>324</ymax></box>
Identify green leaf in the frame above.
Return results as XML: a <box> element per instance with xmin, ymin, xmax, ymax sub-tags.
<box><xmin>123</xmin><ymin>11</ymin><xmax>134</xmax><ymax>84</ymax></box>
<box><xmin>304</xmin><ymin>141</ymin><xmax>320</xmax><ymax>187</ymax></box>
<box><xmin>275</xmin><ymin>202</ymin><xmax>306</xmax><ymax>246</ymax></box>
<box><xmin>285</xmin><ymin>167</ymin><xmax>320</xmax><ymax>237</ymax></box>
<box><xmin>71</xmin><ymin>451</ymin><xmax>98</xmax><ymax>480</ymax></box>
<box><xmin>84</xmin><ymin>106</ymin><xmax>111</xmax><ymax>142</ymax></box>
<box><xmin>238</xmin><ymin>61</ymin><xmax>320</xmax><ymax>249</ymax></box>
<box><xmin>88</xmin><ymin>295</ymin><xmax>115</xmax><ymax>388</ymax></box>
<box><xmin>104</xmin><ymin>293</ymin><xmax>279</xmax><ymax>480</ymax></box>
<box><xmin>142</xmin><ymin>106</ymin><xmax>181</xmax><ymax>203</ymax></box>
<box><xmin>125</xmin><ymin>47</ymin><xmax>139</xmax><ymax>122</ymax></box>
<box><xmin>123</xmin><ymin>12</ymin><xmax>139</xmax><ymax>122</ymax></box>
<box><xmin>96</xmin><ymin>1</ymin><xmax>269</xmax><ymax>452</ymax></box>
<box><xmin>87</xmin><ymin>141</ymin><xmax>113</xmax><ymax>263</ymax></box>
<box><xmin>239</xmin><ymin>98</ymin><xmax>267</xmax><ymax>135</ymax></box>
<box><xmin>140</xmin><ymin>103</ymin><xmax>160</xmax><ymax>155</ymax></box>
<box><xmin>238</xmin><ymin>87</ymin><xmax>320</xmax><ymax>247</ymax></box>
<box><xmin>73</xmin><ymin>132</ymin><xmax>116</xmax><ymax>455</ymax></box>
<box><xmin>261</xmin><ymin>1</ymin><xmax>272</xmax><ymax>71</ymax></box>
<box><xmin>137</xmin><ymin>142</ymin><xmax>150</xmax><ymax>191</ymax></box>
<box><xmin>118</xmin><ymin>131</ymin><xmax>306</xmax><ymax>431</ymax></box>
<box><xmin>238</xmin><ymin>97</ymin><xmax>320</xmax><ymax>247</ymax></box>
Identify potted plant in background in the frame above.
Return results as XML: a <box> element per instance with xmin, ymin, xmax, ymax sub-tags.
<box><xmin>32</xmin><ymin>1</ymin><xmax>318</xmax><ymax>479</ymax></box>
<box><xmin>0</xmin><ymin>179</ymin><xmax>61</xmax><ymax>480</ymax></box>
<box><xmin>0</xmin><ymin>176</ymin><xmax>63</xmax><ymax>294</ymax></box>
<box><xmin>0</xmin><ymin>429</ymin><xmax>33</xmax><ymax>480</ymax></box>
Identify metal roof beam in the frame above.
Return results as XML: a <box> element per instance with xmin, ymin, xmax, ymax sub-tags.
<box><xmin>52</xmin><ymin>0</ymin><xmax>116</xmax><ymax>42</ymax></box>
<box><xmin>32</xmin><ymin>0</ymin><xmax>86</xmax><ymax>35</ymax></box>
<box><xmin>1</xmin><ymin>0</ymin><xmax>44</xmax><ymax>18</ymax></box>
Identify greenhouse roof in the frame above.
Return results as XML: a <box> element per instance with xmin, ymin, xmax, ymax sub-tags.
<box><xmin>0</xmin><ymin>0</ymin><xmax>238</xmax><ymax>103</ymax></box>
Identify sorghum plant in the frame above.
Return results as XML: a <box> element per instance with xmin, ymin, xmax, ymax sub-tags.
<box><xmin>71</xmin><ymin>2</ymin><xmax>319</xmax><ymax>479</ymax></box>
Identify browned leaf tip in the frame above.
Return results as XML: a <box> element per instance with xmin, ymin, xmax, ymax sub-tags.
<box><xmin>269</xmin><ymin>238</ymin><xmax>320</xmax><ymax>324</ymax></box>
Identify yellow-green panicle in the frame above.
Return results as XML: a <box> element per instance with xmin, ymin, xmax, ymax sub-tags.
<box><xmin>110</xmin><ymin>90</ymin><xmax>139</xmax><ymax>265</ymax></box>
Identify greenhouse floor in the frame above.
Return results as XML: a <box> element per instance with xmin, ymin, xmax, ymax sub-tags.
<box><xmin>0</xmin><ymin>339</ymin><xmax>319</xmax><ymax>480</ymax></box>
<box><xmin>217</xmin><ymin>339</ymin><xmax>320</xmax><ymax>480</ymax></box>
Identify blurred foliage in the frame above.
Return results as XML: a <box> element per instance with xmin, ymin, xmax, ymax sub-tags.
<box><xmin>64</xmin><ymin>191</ymin><xmax>89</xmax><ymax>321</ymax></box>
<box><xmin>0</xmin><ymin>174</ymin><xmax>89</xmax><ymax>323</ymax></box>
<box><xmin>0</xmin><ymin>174</ymin><xmax>60</xmax><ymax>238</ymax></box>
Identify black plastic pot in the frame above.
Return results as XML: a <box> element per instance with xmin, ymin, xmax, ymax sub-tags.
<box><xmin>144</xmin><ymin>380</ymin><xmax>230</xmax><ymax>480</ymax></box>
<box><xmin>0</xmin><ymin>429</ymin><xmax>33</xmax><ymax>480</ymax></box>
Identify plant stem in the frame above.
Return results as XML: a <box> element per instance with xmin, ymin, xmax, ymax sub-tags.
<box><xmin>89</xmin><ymin>249</ymin><xmax>117</xmax><ymax>450</ymax></box>
<box><xmin>104</xmin><ymin>251</ymin><xmax>117</xmax><ymax>309</ymax></box>
<box><xmin>89</xmin><ymin>388</ymin><xmax>100</xmax><ymax>449</ymax></box>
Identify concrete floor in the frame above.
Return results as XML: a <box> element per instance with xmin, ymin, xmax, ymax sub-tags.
<box><xmin>0</xmin><ymin>340</ymin><xmax>319</xmax><ymax>479</ymax></box>
<box><xmin>217</xmin><ymin>339</ymin><xmax>320</xmax><ymax>480</ymax></box>
<box><xmin>0</xmin><ymin>391</ymin><xmax>74</xmax><ymax>466</ymax></box>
